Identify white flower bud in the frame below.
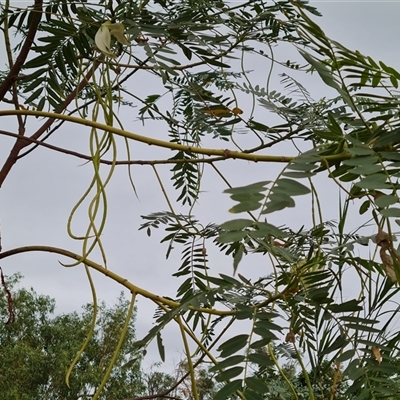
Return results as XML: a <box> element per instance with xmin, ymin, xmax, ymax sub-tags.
<box><xmin>95</xmin><ymin>23</ymin><xmax>116</xmax><ymax>58</ymax></box>
<box><xmin>104</xmin><ymin>21</ymin><xmax>130</xmax><ymax>45</ymax></box>
<box><xmin>95</xmin><ymin>21</ymin><xmax>130</xmax><ymax>58</ymax></box>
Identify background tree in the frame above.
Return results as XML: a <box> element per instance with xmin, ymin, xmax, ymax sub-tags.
<box><xmin>1</xmin><ymin>0</ymin><xmax>400</xmax><ymax>399</ymax></box>
<box><xmin>0</xmin><ymin>273</ymin><xmax>349</xmax><ymax>400</ymax></box>
<box><xmin>0</xmin><ymin>274</ymin><xmax>144</xmax><ymax>399</ymax></box>
<box><xmin>0</xmin><ymin>274</ymin><xmax>220</xmax><ymax>400</ymax></box>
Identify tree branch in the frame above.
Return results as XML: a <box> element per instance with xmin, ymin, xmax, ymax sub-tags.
<box><xmin>0</xmin><ymin>109</ymin><xmax>354</xmax><ymax>164</ymax></box>
<box><xmin>0</xmin><ymin>245</ymin><xmax>236</xmax><ymax>316</ymax></box>
<box><xmin>0</xmin><ymin>62</ymin><xmax>100</xmax><ymax>188</ymax></box>
<box><xmin>0</xmin><ymin>0</ymin><xmax>42</xmax><ymax>102</ymax></box>
<box><xmin>0</xmin><ymin>128</ymin><xmax>230</xmax><ymax>165</ymax></box>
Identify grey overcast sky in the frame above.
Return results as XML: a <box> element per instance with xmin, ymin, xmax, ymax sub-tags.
<box><xmin>1</xmin><ymin>1</ymin><xmax>400</xmax><ymax>368</ymax></box>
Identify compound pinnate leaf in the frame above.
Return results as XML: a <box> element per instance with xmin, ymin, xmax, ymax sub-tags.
<box><xmin>299</xmin><ymin>50</ymin><xmax>340</xmax><ymax>91</ymax></box>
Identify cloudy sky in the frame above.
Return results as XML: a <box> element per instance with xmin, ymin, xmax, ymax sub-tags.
<box><xmin>1</xmin><ymin>0</ymin><xmax>400</xmax><ymax>370</ymax></box>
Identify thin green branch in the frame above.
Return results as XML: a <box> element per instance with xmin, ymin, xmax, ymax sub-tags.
<box><xmin>0</xmin><ymin>245</ymin><xmax>236</xmax><ymax>316</ymax></box>
<box><xmin>0</xmin><ymin>110</ymin><xmax>356</xmax><ymax>165</ymax></box>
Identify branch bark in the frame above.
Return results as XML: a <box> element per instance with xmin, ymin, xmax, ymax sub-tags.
<box><xmin>0</xmin><ymin>0</ymin><xmax>42</xmax><ymax>102</ymax></box>
<box><xmin>0</xmin><ymin>63</ymin><xmax>99</xmax><ymax>187</ymax></box>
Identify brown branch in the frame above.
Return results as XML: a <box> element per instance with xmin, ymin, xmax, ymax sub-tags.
<box><xmin>0</xmin><ymin>130</ymin><xmax>227</xmax><ymax>165</ymax></box>
<box><xmin>0</xmin><ymin>0</ymin><xmax>43</xmax><ymax>189</ymax></box>
<box><xmin>0</xmin><ymin>0</ymin><xmax>42</xmax><ymax>102</ymax></box>
<box><xmin>0</xmin><ymin>62</ymin><xmax>100</xmax><ymax>188</ymax></box>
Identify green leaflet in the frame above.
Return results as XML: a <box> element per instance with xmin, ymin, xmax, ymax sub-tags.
<box><xmin>217</xmin><ymin>334</ymin><xmax>249</xmax><ymax>357</ymax></box>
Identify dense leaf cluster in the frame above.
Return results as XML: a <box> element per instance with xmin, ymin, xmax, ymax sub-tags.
<box><xmin>2</xmin><ymin>0</ymin><xmax>400</xmax><ymax>399</ymax></box>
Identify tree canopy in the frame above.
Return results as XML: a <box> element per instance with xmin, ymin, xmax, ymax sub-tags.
<box><xmin>0</xmin><ymin>274</ymin><xmax>143</xmax><ymax>399</ymax></box>
<box><xmin>1</xmin><ymin>0</ymin><xmax>400</xmax><ymax>399</ymax></box>
<box><xmin>0</xmin><ymin>275</ymin><xmax>223</xmax><ymax>399</ymax></box>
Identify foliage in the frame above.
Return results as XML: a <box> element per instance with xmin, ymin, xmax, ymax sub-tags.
<box><xmin>0</xmin><ymin>275</ymin><xmax>220</xmax><ymax>400</ymax></box>
<box><xmin>249</xmin><ymin>354</ymin><xmax>349</xmax><ymax>400</ymax></box>
<box><xmin>0</xmin><ymin>274</ymin><xmax>143</xmax><ymax>399</ymax></box>
<box><xmin>2</xmin><ymin>0</ymin><xmax>400</xmax><ymax>399</ymax></box>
